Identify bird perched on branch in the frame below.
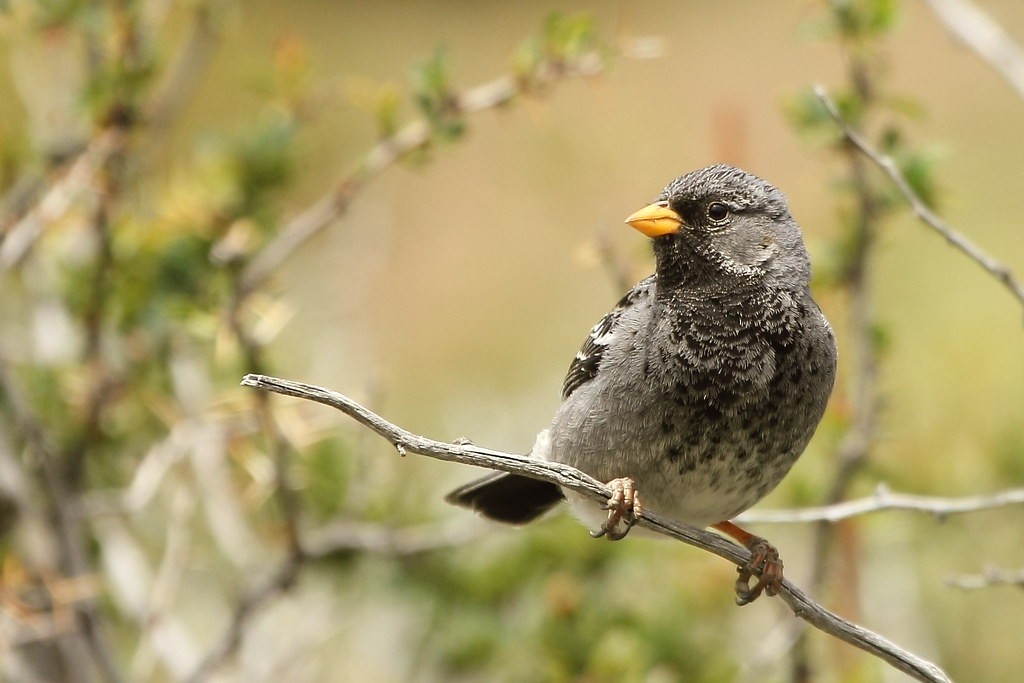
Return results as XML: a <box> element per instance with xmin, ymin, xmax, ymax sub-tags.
<box><xmin>446</xmin><ymin>164</ymin><xmax>836</xmax><ymax>604</ymax></box>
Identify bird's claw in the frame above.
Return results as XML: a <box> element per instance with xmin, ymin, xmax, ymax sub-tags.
<box><xmin>733</xmin><ymin>536</ymin><xmax>783</xmax><ymax>606</ymax></box>
<box><xmin>590</xmin><ymin>477</ymin><xmax>643</xmax><ymax>541</ymax></box>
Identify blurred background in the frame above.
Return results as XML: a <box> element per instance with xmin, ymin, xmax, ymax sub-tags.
<box><xmin>1</xmin><ymin>1</ymin><xmax>1023</xmax><ymax>682</ymax></box>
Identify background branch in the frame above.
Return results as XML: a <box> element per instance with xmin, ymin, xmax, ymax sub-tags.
<box><xmin>739</xmin><ymin>483</ymin><xmax>1024</xmax><ymax>524</ymax></box>
<box><xmin>0</xmin><ymin>129</ymin><xmax>122</xmax><ymax>270</ymax></box>
<box><xmin>815</xmin><ymin>84</ymin><xmax>1024</xmax><ymax>313</ymax></box>
<box><xmin>924</xmin><ymin>0</ymin><xmax>1024</xmax><ymax>101</ymax></box>
<box><xmin>946</xmin><ymin>566</ymin><xmax>1024</xmax><ymax>590</ymax></box>
<box><xmin>182</xmin><ymin>552</ymin><xmax>304</xmax><ymax>683</ymax></box>
<box><xmin>238</xmin><ymin>52</ymin><xmax>606</xmax><ymax>297</ymax></box>
<box><xmin>241</xmin><ymin>373</ymin><xmax>953</xmax><ymax>683</ymax></box>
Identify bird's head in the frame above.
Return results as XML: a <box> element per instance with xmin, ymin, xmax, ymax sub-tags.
<box><xmin>626</xmin><ymin>164</ymin><xmax>810</xmax><ymax>292</ymax></box>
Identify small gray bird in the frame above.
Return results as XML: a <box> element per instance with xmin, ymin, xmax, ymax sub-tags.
<box><xmin>446</xmin><ymin>165</ymin><xmax>837</xmax><ymax>603</ymax></box>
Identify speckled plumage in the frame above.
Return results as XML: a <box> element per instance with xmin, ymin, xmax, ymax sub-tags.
<box><xmin>448</xmin><ymin>164</ymin><xmax>836</xmax><ymax>535</ymax></box>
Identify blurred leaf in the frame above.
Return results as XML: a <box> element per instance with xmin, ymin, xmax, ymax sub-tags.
<box><xmin>832</xmin><ymin>0</ymin><xmax>900</xmax><ymax>40</ymax></box>
<box><xmin>878</xmin><ymin>124</ymin><xmax>903</xmax><ymax>152</ymax></box>
<box><xmin>228</xmin><ymin>110</ymin><xmax>298</xmax><ymax>221</ymax></box>
<box><xmin>877</xmin><ymin>126</ymin><xmax>942</xmax><ymax>209</ymax></box>
<box><xmin>541</xmin><ymin>12</ymin><xmax>598</xmax><ymax>62</ymax></box>
<box><xmin>786</xmin><ymin>86</ymin><xmax>865</xmax><ymax>139</ymax></box>
<box><xmin>410</xmin><ymin>47</ymin><xmax>464</xmax><ymax>143</ymax></box>
<box><xmin>18</xmin><ymin>0</ymin><xmax>91</xmax><ymax>29</ymax></box>
<box><xmin>374</xmin><ymin>84</ymin><xmax>401</xmax><ymax>139</ymax></box>
<box><xmin>513</xmin><ymin>12</ymin><xmax>601</xmax><ymax>86</ymax></box>
<box><xmin>870</xmin><ymin>321</ymin><xmax>891</xmax><ymax>356</ymax></box>
<box><xmin>897</xmin><ymin>148</ymin><xmax>941</xmax><ymax>210</ymax></box>
<box><xmin>885</xmin><ymin>93</ymin><xmax>927</xmax><ymax>120</ymax></box>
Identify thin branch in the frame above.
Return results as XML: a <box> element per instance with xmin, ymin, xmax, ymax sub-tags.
<box><xmin>814</xmin><ymin>84</ymin><xmax>1024</xmax><ymax>313</ymax></box>
<box><xmin>130</xmin><ymin>485</ymin><xmax>198</xmax><ymax>681</ymax></box>
<box><xmin>241</xmin><ymin>373</ymin><xmax>952</xmax><ymax>683</ymax></box>
<box><xmin>740</xmin><ymin>483</ymin><xmax>1024</xmax><ymax>524</ymax></box>
<box><xmin>182</xmin><ymin>552</ymin><xmax>303</xmax><ymax>683</ymax></box>
<box><xmin>594</xmin><ymin>223</ymin><xmax>637</xmax><ymax>294</ymax></box>
<box><xmin>144</xmin><ymin>0</ymin><xmax>223</xmax><ymax>132</ymax></box>
<box><xmin>238</xmin><ymin>53</ymin><xmax>606</xmax><ymax>296</ymax></box>
<box><xmin>924</xmin><ymin>0</ymin><xmax>1024</xmax><ymax>101</ymax></box>
<box><xmin>946</xmin><ymin>566</ymin><xmax>1024</xmax><ymax>591</ymax></box>
<box><xmin>0</xmin><ymin>129</ymin><xmax>123</xmax><ymax>270</ymax></box>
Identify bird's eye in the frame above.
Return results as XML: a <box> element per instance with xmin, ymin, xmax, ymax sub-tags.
<box><xmin>707</xmin><ymin>202</ymin><xmax>730</xmax><ymax>222</ymax></box>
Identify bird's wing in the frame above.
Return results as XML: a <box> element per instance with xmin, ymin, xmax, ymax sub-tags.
<box><xmin>561</xmin><ymin>275</ymin><xmax>656</xmax><ymax>400</ymax></box>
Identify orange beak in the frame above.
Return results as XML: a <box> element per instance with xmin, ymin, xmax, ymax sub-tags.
<box><xmin>625</xmin><ymin>201</ymin><xmax>684</xmax><ymax>238</ymax></box>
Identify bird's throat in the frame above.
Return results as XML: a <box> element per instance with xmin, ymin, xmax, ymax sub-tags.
<box><xmin>653</xmin><ymin>237</ymin><xmax>759</xmax><ymax>297</ymax></box>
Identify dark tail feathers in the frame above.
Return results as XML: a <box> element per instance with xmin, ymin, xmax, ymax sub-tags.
<box><xmin>445</xmin><ymin>472</ymin><xmax>564</xmax><ymax>525</ymax></box>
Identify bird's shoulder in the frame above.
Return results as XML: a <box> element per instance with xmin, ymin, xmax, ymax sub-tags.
<box><xmin>561</xmin><ymin>275</ymin><xmax>656</xmax><ymax>400</ymax></box>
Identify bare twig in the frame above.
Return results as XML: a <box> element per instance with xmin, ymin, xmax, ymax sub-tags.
<box><xmin>814</xmin><ymin>84</ymin><xmax>1024</xmax><ymax>312</ymax></box>
<box><xmin>145</xmin><ymin>0</ymin><xmax>223</xmax><ymax>132</ymax></box>
<box><xmin>238</xmin><ymin>53</ymin><xmax>606</xmax><ymax>296</ymax></box>
<box><xmin>182</xmin><ymin>551</ymin><xmax>303</xmax><ymax>683</ymax></box>
<box><xmin>924</xmin><ymin>0</ymin><xmax>1024</xmax><ymax>101</ymax></box>
<box><xmin>131</xmin><ymin>486</ymin><xmax>198</xmax><ymax>681</ymax></box>
<box><xmin>241</xmin><ymin>373</ymin><xmax>953</xmax><ymax>683</ymax></box>
<box><xmin>0</xmin><ymin>129</ymin><xmax>123</xmax><ymax>270</ymax></box>
<box><xmin>593</xmin><ymin>224</ymin><xmax>637</xmax><ymax>294</ymax></box>
<box><xmin>740</xmin><ymin>483</ymin><xmax>1024</xmax><ymax>524</ymax></box>
<box><xmin>946</xmin><ymin>566</ymin><xmax>1024</xmax><ymax>590</ymax></box>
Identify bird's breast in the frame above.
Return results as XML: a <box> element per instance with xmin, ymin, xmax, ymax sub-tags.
<box><xmin>548</xmin><ymin>290</ymin><xmax>835</xmax><ymax>526</ymax></box>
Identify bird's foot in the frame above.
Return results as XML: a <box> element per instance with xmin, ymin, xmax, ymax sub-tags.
<box><xmin>712</xmin><ymin>521</ymin><xmax>783</xmax><ymax>606</ymax></box>
<box><xmin>733</xmin><ymin>536</ymin><xmax>783</xmax><ymax>606</ymax></box>
<box><xmin>590</xmin><ymin>477</ymin><xmax>643</xmax><ymax>541</ymax></box>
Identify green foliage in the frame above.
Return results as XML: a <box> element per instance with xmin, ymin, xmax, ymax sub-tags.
<box><xmin>879</xmin><ymin>126</ymin><xmax>943</xmax><ymax>209</ymax></box>
<box><xmin>786</xmin><ymin>87</ymin><xmax>864</xmax><ymax>136</ymax></box>
<box><xmin>80</xmin><ymin>4</ymin><xmax>158</xmax><ymax>126</ymax></box>
<box><xmin>227</xmin><ymin>111</ymin><xmax>298</xmax><ymax>221</ymax></box>
<box><xmin>790</xmin><ymin>0</ymin><xmax>941</xmax><ymax>276</ymax></box>
<box><xmin>18</xmin><ymin>0</ymin><xmax>92</xmax><ymax>29</ymax></box>
<box><xmin>831</xmin><ymin>0</ymin><xmax>900</xmax><ymax>41</ymax></box>
<box><xmin>540</xmin><ymin>12</ymin><xmax>600</xmax><ymax>64</ymax></box>
<box><xmin>411</xmin><ymin>48</ymin><xmax>465</xmax><ymax>143</ymax></box>
<box><xmin>84</xmin><ymin>52</ymin><xmax>157</xmax><ymax>125</ymax></box>
<box><xmin>373</xmin><ymin>84</ymin><xmax>401</xmax><ymax>139</ymax></box>
<box><xmin>512</xmin><ymin>12</ymin><xmax>601</xmax><ymax>85</ymax></box>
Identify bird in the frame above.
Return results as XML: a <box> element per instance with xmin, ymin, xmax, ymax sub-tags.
<box><xmin>446</xmin><ymin>164</ymin><xmax>837</xmax><ymax>604</ymax></box>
